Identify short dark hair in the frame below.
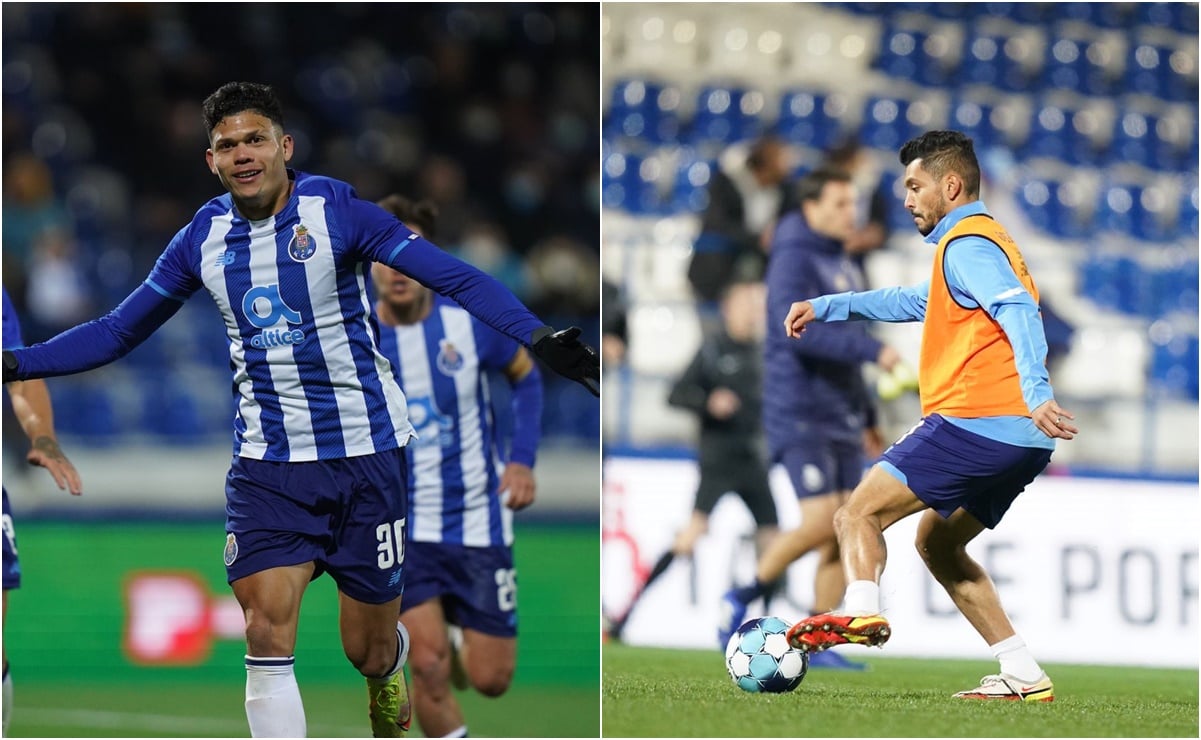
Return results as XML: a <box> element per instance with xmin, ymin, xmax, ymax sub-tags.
<box><xmin>795</xmin><ymin>167</ymin><xmax>852</xmax><ymax>205</ymax></box>
<box><xmin>899</xmin><ymin>130</ymin><xmax>980</xmax><ymax>197</ymax></box>
<box><xmin>747</xmin><ymin>136</ymin><xmax>783</xmax><ymax>171</ymax></box>
<box><xmin>376</xmin><ymin>194</ymin><xmax>440</xmax><ymax>239</ymax></box>
<box><xmin>202</xmin><ymin>82</ymin><xmax>285</xmax><ymax>134</ymax></box>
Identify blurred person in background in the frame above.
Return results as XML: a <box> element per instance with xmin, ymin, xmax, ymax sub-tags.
<box><xmin>719</xmin><ymin>168</ymin><xmax>904</xmax><ymax>671</ymax></box>
<box><xmin>2</xmin><ymin>81</ymin><xmax>598</xmax><ymax>738</ymax></box>
<box><xmin>372</xmin><ymin>194</ymin><xmax>544</xmax><ymax>739</ymax></box>
<box><xmin>822</xmin><ymin>137</ymin><xmax>893</xmax><ymax>287</ymax></box>
<box><xmin>2</xmin><ymin>154</ymin><xmax>72</xmax><ymax>308</ymax></box>
<box><xmin>601</xmin><ymin>278</ymin><xmax>629</xmax><ymax>368</ymax></box>
<box><xmin>24</xmin><ymin>226</ymin><xmax>93</xmax><ymax>343</ymax></box>
<box><xmin>688</xmin><ymin>136</ymin><xmax>793</xmax><ymax>304</ymax></box>
<box><xmin>607</xmin><ymin>280</ymin><xmax>779</xmax><ymax>643</ymax></box>
<box><xmin>2</xmin><ymin>287</ymin><xmax>84</xmax><ymax>735</ymax></box>
<box><xmin>784</xmin><ymin>130</ymin><xmax>1075</xmax><ymax>703</ymax></box>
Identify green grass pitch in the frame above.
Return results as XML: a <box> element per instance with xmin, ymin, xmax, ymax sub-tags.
<box><xmin>602</xmin><ymin>644</ymin><xmax>1199</xmax><ymax>737</ymax></box>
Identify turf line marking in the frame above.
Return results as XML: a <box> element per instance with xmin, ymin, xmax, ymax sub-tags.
<box><xmin>19</xmin><ymin>708</ymin><xmax>348</xmax><ymax>735</ymax></box>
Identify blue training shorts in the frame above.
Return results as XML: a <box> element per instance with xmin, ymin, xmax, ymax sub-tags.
<box><xmin>400</xmin><ymin>541</ymin><xmax>517</xmax><ymax>638</ymax></box>
<box><xmin>774</xmin><ymin>437</ymin><xmax>865</xmax><ymax>499</ymax></box>
<box><xmin>2</xmin><ymin>488</ymin><xmax>19</xmax><ymax>590</ymax></box>
<box><xmin>879</xmin><ymin>414</ymin><xmax>1052</xmax><ymax>529</ymax></box>
<box><xmin>223</xmin><ymin>448</ymin><xmax>409</xmax><ymax>604</ymax></box>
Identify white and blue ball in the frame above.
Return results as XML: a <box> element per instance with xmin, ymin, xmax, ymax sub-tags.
<box><xmin>724</xmin><ymin>616</ymin><xmax>808</xmax><ymax>693</ymax></box>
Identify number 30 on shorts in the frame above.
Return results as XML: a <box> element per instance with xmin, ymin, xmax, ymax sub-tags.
<box><xmin>375</xmin><ymin>518</ymin><xmax>406</xmax><ymax>569</ymax></box>
<box><xmin>495</xmin><ymin>568</ymin><xmax>517</xmax><ymax>611</ymax></box>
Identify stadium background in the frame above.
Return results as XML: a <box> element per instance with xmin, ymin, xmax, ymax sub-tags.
<box><xmin>600</xmin><ymin>0</ymin><xmax>1199</xmax><ymax>675</ymax></box>
<box><xmin>1</xmin><ymin>4</ymin><xmax>600</xmax><ymax>737</ymax></box>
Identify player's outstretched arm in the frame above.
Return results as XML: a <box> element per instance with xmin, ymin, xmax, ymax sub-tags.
<box><xmin>501</xmin><ymin>348</ymin><xmax>542</xmax><ymax>510</ymax></box>
<box><xmin>5</xmin><ymin>377</ymin><xmax>82</xmax><ymax>495</ymax></box>
<box><xmin>2</xmin><ymin>283</ymin><xmax>184</xmax><ymax>383</ymax></box>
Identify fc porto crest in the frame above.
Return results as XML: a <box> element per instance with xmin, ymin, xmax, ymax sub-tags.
<box><xmin>436</xmin><ymin>339</ymin><xmax>465</xmax><ymax>376</ymax></box>
<box><xmin>288</xmin><ymin>223</ymin><xmax>317</xmax><ymax>262</ymax></box>
<box><xmin>224</xmin><ymin>533</ymin><xmax>239</xmax><ymax>566</ymax></box>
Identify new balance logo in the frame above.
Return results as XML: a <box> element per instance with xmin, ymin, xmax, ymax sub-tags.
<box><xmin>214</xmin><ymin>250</ymin><xmax>236</xmax><ymax>267</ymax></box>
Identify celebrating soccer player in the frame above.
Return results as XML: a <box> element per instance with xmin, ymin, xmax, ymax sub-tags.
<box><xmin>1</xmin><ymin>82</ymin><xmax>598</xmax><ymax>737</ymax></box>
<box><xmin>783</xmin><ymin>130</ymin><xmax>1075</xmax><ymax>702</ymax></box>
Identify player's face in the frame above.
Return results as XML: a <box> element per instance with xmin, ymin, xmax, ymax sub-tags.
<box><xmin>206</xmin><ymin>112</ymin><xmax>294</xmax><ymax>221</ymax></box>
<box><xmin>809</xmin><ymin>180</ymin><xmax>858</xmax><ymax>242</ymax></box>
<box><xmin>371</xmin><ymin>261</ymin><xmax>427</xmax><ymax>317</ymax></box>
<box><xmin>902</xmin><ymin>159</ymin><xmax>947</xmax><ymax>237</ymax></box>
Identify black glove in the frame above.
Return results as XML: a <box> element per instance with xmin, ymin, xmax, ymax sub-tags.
<box><xmin>2</xmin><ymin>351</ymin><xmax>17</xmax><ymax>384</ymax></box>
<box><xmin>530</xmin><ymin>326</ymin><xmax>599</xmax><ymax>397</ymax></box>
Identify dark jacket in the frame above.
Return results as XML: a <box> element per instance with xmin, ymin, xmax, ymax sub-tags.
<box><xmin>668</xmin><ymin>328</ymin><xmax>764</xmax><ymax>461</ymax></box>
<box><xmin>763</xmin><ymin>209</ymin><xmax>881</xmax><ymax>452</ymax></box>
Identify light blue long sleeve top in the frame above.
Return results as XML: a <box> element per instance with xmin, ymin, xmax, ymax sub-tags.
<box><xmin>808</xmin><ymin>201</ymin><xmax>1055</xmax><ymax>450</ymax></box>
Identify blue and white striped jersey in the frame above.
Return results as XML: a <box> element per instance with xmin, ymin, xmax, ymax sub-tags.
<box><xmin>137</xmin><ymin>170</ymin><xmax>549</xmax><ymax>463</ymax></box>
<box><xmin>377</xmin><ymin>294</ymin><xmax>521</xmax><ymax>547</ymax></box>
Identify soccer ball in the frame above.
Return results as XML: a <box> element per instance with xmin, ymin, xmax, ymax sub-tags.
<box><xmin>724</xmin><ymin>616</ymin><xmax>808</xmax><ymax>693</ymax></box>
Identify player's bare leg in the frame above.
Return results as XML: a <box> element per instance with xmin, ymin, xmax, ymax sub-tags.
<box><xmin>340</xmin><ymin>591</ymin><xmax>410</xmax><ymax>737</ymax></box>
<box><xmin>460</xmin><ymin>628</ymin><xmax>516</xmax><ymax>698</ymax></box>
<box><xmin>916</xmin><ymin>508</ymin><xmax>1052</xmax><ymax>701</ymax></box>
<box><xmin>787</xmin><ymin>467</ymin><xmax>924</xmax><ymax>651</ymax></box>
<box><xmin>233</xmin><ymin>563</ymin><xmax>314</xmax><ymax>737</ymax></box>
<box><xmin>404</xmin><ymin>599</ymin><xmax>466</xmax><ymax>738</ymax></box>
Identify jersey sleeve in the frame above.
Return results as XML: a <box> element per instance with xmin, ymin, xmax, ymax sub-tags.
<box><xmin>2</xmin><ymin>288</ymin><xmax>25</xmax><ymax>350</ymax></box>
<box><xmin>472</xmin><ymin>316</ymin><xmax>523</xmax><ymax>371</ymax></box>
<box><xmin>144</xmin><ymin>223</ymin><xmax>205</xmax><ymax>301</ymax></box>
<box><xmin>340</xmin><ymin>197</ymin><xmax>547</xmax><ymax>345</ymax></box>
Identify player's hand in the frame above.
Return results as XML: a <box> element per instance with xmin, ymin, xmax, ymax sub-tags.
<box><xmin>1032</xmin><ymin>400</ymin><xmax>1077</xmax><ymax>441</ymax></box>
<box><xmin>27</xmin><ymin>435</ymin><xmax>82</xmax><ymax>495</ymax></box>
<box><xmin>706</xmin><ymin>388</ymin><xmax>741</xmax><ymax>419</ymax></box>
<box><xmin>499</xmin><ymin>462</ymin><xmax>535</xmax><ymax>511</ymax></box>
<box><xmin>531</xmin><ymin>326</ymin><xmax>599</xmax><ymax>397</ymax></box>
<box><xmin>784</xmin><ymin>301</ymin><xmax>816</xmax><ymax>338</ymax></box>
<box><xmin>3</xmin><ymin>351</ymin><xmax>18</xmax><ymax>384</ymax></box>
<box><xmin>876</xmin><ymin>345</ymin><xmax>901</xmax><ymax>372</ymax></box>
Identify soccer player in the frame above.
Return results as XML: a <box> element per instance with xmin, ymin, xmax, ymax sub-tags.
<box><xmin>608</xmin><ymin>280</ymin><xmax>779</xmax><ymax>643</ymax></box>
<box><xmin>718</xmin><ymin>169</ymin><xmax>901</xmax><ymax>671</ymax></box>
<box><xmin>370</xmin><ymin>194</ymin><xmax>542</xmax><ymax>738</ymax></box>
<box><xmin>783</xmin><ymin>131</ymin><xmax>1075</xmax><ymax>702</ymax></box>
<box><xmin>2</xmin><ymin>287</ymin><xmax>84</xmax><ymax>735</ymax></box>
<box><xmin>1</xmin><ymin>82</ymin><xmax>598</xmax><ymax>737</ymax></box>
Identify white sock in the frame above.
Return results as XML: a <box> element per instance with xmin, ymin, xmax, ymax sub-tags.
<box><xmin>842</xmin><ymin>580</ymin><xmax>881</xmax><ymax>616</ymax></box>
<box><xmin>444</xmin><ymin>725</ymin><xmax>468</xmax><ymax>738</ymax></box>
<box><xmin>3</xmin><ymin>664</ymin><xmax>13</xmax><ymax>735</ymax></box>
<box><xmin>245</xmin><ymin>656</ymin><xmax>306</xmax><ymax>738</ymax></box>
<box><xmin>395</xmin><ymin>622</ymin><xmax>410</xmax><ymax>673</ymax></box>
<box><xmin>990</xmin><ymin>635</ymin><xmax>1044</xmax><ymax>683</ymax></box>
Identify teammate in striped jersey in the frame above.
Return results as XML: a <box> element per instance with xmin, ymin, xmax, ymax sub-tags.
<box><xmin>2</xmin><ymin>288</ymin><xmax>84</xmax><ymax>735</ymax></box>
<box><xmin>371</xmin><ymin>195</ymin><xmax>540</xmax><ymax>739</ymax></box>
<box><xmin>1</xmin><ymin>82</ymin><xmax>597</xmax><ymax>738</ymax></box>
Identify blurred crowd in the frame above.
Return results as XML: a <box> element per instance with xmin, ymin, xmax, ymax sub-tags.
<box><xmin>2</xmin><ymin>3</ymin><xmax>600</xmax><ymax>341</ymax></box>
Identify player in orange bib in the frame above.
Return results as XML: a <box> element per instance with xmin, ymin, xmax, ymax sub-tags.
<box><xmin>781</xmin><ymin>131</ymin><xmax>1076</xmax><ymax>702</ymax></box>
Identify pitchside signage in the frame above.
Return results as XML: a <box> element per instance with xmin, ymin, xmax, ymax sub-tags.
<box><xmin>603</xmin><ymin>457</ymin><xmax>1199</xmax><ymax>668</ymax></box>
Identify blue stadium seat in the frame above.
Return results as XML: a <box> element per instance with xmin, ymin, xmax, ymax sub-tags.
<box><xmin>607</xmin><ymin>78</ymin><xmax>681</xmax><ymax>146</ymax></box>
<box><xmin>54</xmin><ymin>381</ymin><xmax>122</xmax><ymax>445</ymax></box>
<box><xmin>1124</xmin><ymin>43</ymin><xmax>1173</xmax><ymax>99</ymax></box>
<box><xmin>1041</xmin><ymin>37</ymin><xmax>1115</xmax><ymax>97</ymax></box>
<box><xmin>1017</xmin><ymin>175</ymin><xmax>1093</xmax><ymax>240</ymax></box>
<box><xmin>775</xmin><ymin>91</ymin><xmax>843</xmax><ymax>149</ymax></box>
<box><xmin>668</xmin><ymin>153</ymin><xmax>715</xmax><ymax>214</ymax></box>
<box><xmin>948</xmin><ymin>98</ymin><xmax>1008</xmax><ymax>151</ymax></box>
<box><xmin>860</xmin><ymin>96</ymin><xmax>914</xmax><ymax>152</ymax></box>
<box><xmin>1079</xmin><ymin>254</ymin><xmax>1152</xmax><ymax>316</ymax></box>
<box><xmin>1023</xmin><ymin>101</ymin><xmax>1093</xmax><ymax>164</ymax></box>
<box><xmin>602</xmin><ymin>151</ymin><xmax>661</xmax><ymax>214</ymax></box>
<box><xmin>876</xmin><ymin>26</ymin><xmax>951</xmax><ymax>87</ymax></box>
<box><xmin>1184</xmin><ymin>182</ymin><xmax>1199</xmax><ymax>238</ymax></box>
<box><xmin>1149</xmin><ymin>331</ymin><xmax>1200</xmax><ymax>399</ymax></box>
<box><xmin>1052</xmin><ymin>2</ymin><xmax>1131</xmax><ymax>28</ymax></box>
<box><xmin>687</xmin><ymin>86</ymin><xmax>764</xmax><ymax>148</ymax></box>
<box><xmin>141</xmin><ymin>383</ymin><xmax>208</xmax><ymax>445</ymax></box>
<box><xmin>961</xmin><ymin>28</ymin><xmax>1031</xmax><ymax>91</ymax></box>
<box><xmin>1135</xmin><ymin>2</ymin><xmax>1194</xmax><ymax>31</ymax></box>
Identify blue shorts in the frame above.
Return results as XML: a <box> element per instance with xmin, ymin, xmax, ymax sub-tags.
<box><xmin>775</xmin><ymin>437</ymin><xmax>865</xmax><ymax>499</ymax></box>
<box><xmin>224</xmin><ymin>448</ymin><xmax>409</xmax><ymax>604</ymax></box>
<box><xmin>400</xmin><ymin>541</ymin><xmax>517</xmax><ymax>638</ymax></box>
<box><xmin>2</xmin><ymin>488</ymin><xmax>19</xmax><ymax>590</ymax></box>
<box><xmin>880</xmin><ymin>415</ymin><xmax>1052</xmax><ymax>529</ymax></box>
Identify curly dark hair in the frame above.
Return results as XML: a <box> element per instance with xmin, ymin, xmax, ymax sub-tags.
<box><xmin>201</xmin><ymin>82</ymin><xmax>285</xmax><ymax>134</ymax></box>
<box><xmin>899</xmin><ymin>130</ymin><xmax>980</xmax><ymax>198</ymax></box>
<box><xmin>376</xmin><ymin>194</ymin><xmax>440</xmax><ymax>240</ymax></box>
